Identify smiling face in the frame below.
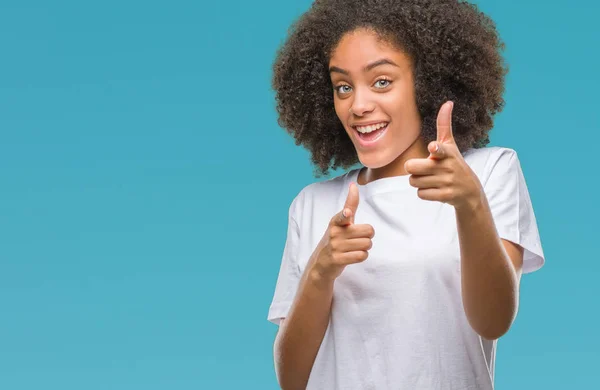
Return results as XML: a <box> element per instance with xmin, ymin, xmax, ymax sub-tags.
<box><xmin>329</xmin><ymin>28</ymin><xmax>427</xmax><ymax>177</ymax></box>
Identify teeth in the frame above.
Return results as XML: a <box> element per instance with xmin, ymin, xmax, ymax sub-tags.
<box><xmin>355</xmin><ymin>122</ymin><xmax>388</xmax><ymax>133</ymax></box>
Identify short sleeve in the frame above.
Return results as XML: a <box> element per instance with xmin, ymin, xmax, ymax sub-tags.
<box><xmin>267</xmin><ymin>192</ymin><xmax>303</xmax><ymax>325</ymax></box>
<box><xmin>483</xmin><ymin>149</ymin><xmax>545</xmax><ymax>274</ymax></box>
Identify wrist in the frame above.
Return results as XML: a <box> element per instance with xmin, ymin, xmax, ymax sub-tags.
<box><xmin>454</xmin><ymin>188</ymin><xmax>486</xmax><ymax>214</ymax></box>
<box><xmin>307</xmin><ymin>264</ymin><xmax>336</xmax><ymax>291</ymax></box>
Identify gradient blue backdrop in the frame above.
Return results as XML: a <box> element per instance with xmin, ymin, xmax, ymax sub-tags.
<box><xmin>0</xmin><ymin>0</ymin><xmax>597</xmax><ymax>388</ymax></box>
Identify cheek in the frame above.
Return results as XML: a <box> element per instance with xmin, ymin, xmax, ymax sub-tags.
<box><xmin>385</xmin><ymin>91</ymin><xmax>420</xmax><ymax>126</ymax></box>
<box><xmin>381</xmin><ymin>93</ymin><xmax>406</xmax><ymax>119</ymax></box>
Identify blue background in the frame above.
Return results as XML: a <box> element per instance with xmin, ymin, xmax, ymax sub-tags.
<box><xmin>0</xmin><ymin>0</ymin><xmax>597</xmax><ymax>388</ymax></box>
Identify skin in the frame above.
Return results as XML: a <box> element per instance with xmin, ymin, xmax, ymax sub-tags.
<box><xmin>274</xmin><ymin>28</ymin><xmax>525</xmax><ymax>389</ymax></box>
<box><xmin>274</xmin><ymin>186</ymin><xmax>371</xmax><ymax>389</ymax></box>
<box><xmin>329</xmin><ymin>28</ymin><xmax>427</xmax><ymax>182</ymax></box>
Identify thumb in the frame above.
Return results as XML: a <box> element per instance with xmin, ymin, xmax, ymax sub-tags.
<box><xmin>334</xmin><ymin>182</ymin><xmax>360</xmax><ymax>226</ymax></box>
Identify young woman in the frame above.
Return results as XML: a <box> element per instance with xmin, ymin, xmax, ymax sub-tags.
<box><xmin>267</xmin><ymin>0</ymin><xmax>545</xmax><ymax>388</ymax></box>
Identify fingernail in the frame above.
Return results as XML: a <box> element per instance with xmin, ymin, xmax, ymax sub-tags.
<box><xmin>342</xmin><ymin>209</ymin><xmax>347</xmax><ymax>218</ymax></box>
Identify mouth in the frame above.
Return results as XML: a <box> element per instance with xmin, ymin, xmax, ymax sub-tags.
<box><xmin>352</xmin><ymin>121</ymin><xmax>389</xmax><ymax>147</ymax></box>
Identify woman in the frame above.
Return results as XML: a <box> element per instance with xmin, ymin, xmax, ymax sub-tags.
<box><xmin>267</xmin><ymin>0</ymin><xmax>545</xmax><ymax>388</ymax></box>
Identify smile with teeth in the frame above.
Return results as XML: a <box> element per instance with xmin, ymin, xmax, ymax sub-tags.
<box><xmin>354</xmin><ymin>122</ymin><xmax>388</xmax><ymax>133</ymax></box>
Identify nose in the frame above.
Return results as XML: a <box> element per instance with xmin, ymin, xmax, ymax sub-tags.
<box><xmin>349</xmin><ymin>88</ymin><xmax>375</xmax><ymax>116</ymax></box>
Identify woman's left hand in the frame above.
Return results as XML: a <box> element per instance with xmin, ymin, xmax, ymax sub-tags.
<box><xmin>405</xmin><ymin>101</ymin><xmax>484</xmax><ymax>211</ymax></box>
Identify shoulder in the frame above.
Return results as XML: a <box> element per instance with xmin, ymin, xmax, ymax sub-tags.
<box><xmin>462</xmin><ymin>146</ymin><xmax>519</xmax><ymax>184</ymax></box>
<box><xmin>288</xmin><ymin>168</ymin><xmax>358</xmax><ymax>219</ymax></box>
<box><xmin>463</xmin><ymin>146</ymin><xmax>517</xmax><ymax>167</ymax></box>
<box><xmin>304</xmin><ymin>169</ymin><xmax>355</xmax><ymax>197</ymax></box>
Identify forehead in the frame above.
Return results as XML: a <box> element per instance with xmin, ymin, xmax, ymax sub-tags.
<box><xmin>329</xmin><ymin>28</ymin><xmax>410</xmax><ymax>68</ymax></box>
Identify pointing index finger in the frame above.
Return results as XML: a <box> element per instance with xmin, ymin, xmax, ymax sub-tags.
<box><xmin>436</xmin><ymin>101</ymin><xmax>455</xmax><ymax>143</ymax></box>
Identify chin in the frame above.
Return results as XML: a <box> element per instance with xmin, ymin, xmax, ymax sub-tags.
<box><xmin>356</xmin><ymin>151</ymin><xmax>396</xmax><ymax>169</ymax></box>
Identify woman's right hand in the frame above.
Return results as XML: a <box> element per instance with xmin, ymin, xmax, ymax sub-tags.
<box><xmin>309</xmin><ymin>182</ymin><xmax>375</xmax><ymax>282</ymax></box>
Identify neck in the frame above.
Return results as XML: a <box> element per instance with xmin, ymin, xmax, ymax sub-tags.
<box><xmin>358</xmin><ymin>136</ymin><xmax>429</xmax><ymax>185</ymax></box>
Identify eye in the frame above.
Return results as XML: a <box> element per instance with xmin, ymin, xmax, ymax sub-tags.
<box><xmin>374</xmin><ymin>79</ymin><xmax>392</xmax><ymax>89</ymax></box>
<box><xmin>335</xmin><ymin>84</ymin><xmax>352</xmax><ymax>94</ymax></box>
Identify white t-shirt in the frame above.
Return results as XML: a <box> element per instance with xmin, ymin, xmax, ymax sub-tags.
<box><xmin>267</xmin><ymin>146</ymin><xmax>545</xmax><ymax>390</ymax></box>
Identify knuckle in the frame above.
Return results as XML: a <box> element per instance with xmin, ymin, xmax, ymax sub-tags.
<box><xmin>358</xmin><ymin>224</ymin><xmax>374</xmax><ymax>238</ymax></box>
<box><xmin>367</xmin><ymin>225</ymin><xmax>375</xmax><ymax>237</ymax></box>
<box><xmin>329</xmin><ymin>239</ymin><xmax>340</xmax><ymax>252</ymax></box>
<box><xmin>330</xmin><ymin>215</ymin><xmax>342</xmax><ymax>226</ymax></box>
<box><xmin>329</xmin><ymin>226</ymin><xmax>340</xmax><ymax>239</ymax></box>
<box><xmin>331</xmin><ymin>252</ymin><xmax>342</xmax><ymax>264</ymax></box>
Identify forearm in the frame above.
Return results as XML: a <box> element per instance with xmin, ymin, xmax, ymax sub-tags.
<box><xmin>274</xmin><ymin>265</ymin><xmax>334</xmax><ymax>390</ymax></box>
<box><xmin>455</xmin><ymin>193</ymin><xmax>520</xmax><ymax>340</ymax></box>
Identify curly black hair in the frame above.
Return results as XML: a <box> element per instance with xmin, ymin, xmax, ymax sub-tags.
<box><xmin>272</xmin><ymin>0</ymin><xmax>508</xmax><ymax>177</ymax></box>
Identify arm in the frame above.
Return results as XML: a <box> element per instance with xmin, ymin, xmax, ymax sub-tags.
<box><xmin>405</xmin><ymin>102</ymin><xmax>529</xmax><ymax>341</ymax></box>
<box><xmin>273</xmin><ymin>183</ymin><xmax>372</xmax><ymax>389</ymax></box>
<box><xmin>274</xmin><ymin>267</ymin><xmax>334</xmax><ymax>390</ymax></box>
<box><xmin>455</xmin><ymin>193</ymin><xmax>524</xmax><ymax>340</ymax></box>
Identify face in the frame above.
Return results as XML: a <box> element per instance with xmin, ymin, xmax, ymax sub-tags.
<box><xmin>329</xmin><ymin>28</ymin><xmax>425</xmax><ymax>173</ymax></box>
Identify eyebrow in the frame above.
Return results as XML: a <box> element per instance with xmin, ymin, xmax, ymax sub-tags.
<box><xmin>329</xmin><ymin>58</ymin><xmax>399</xmax><ymax>75</ymax></box>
